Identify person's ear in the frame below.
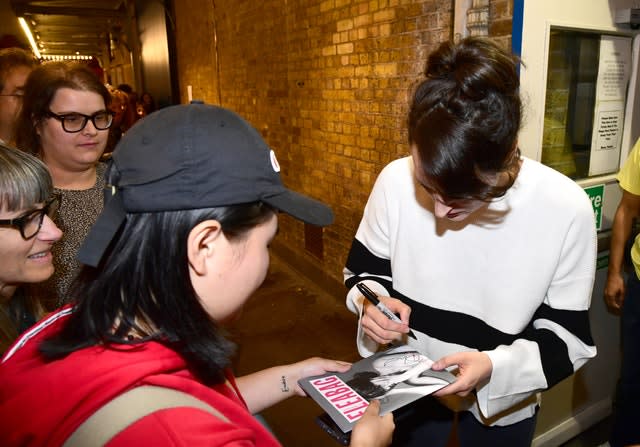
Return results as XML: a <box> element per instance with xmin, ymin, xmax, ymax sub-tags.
<box><xmin>187</xmin><ymin>219</ymin><xmax>223</xmax><ymax>276</ymax></box>
<box><xmin>511</xmin><ymin>139</ymin><xmax>520</xmax><ymax>158</ymax></box>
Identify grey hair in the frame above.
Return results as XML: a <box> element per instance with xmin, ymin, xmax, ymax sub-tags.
<box><xmin>0</xmin><ymin>144</ymin><xmax>53</xmax><ymax>212</ymax></box>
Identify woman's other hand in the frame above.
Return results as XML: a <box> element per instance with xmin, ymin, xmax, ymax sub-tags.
<box><xmin>431</xmin><ymin>351</ymin><xmax>493</xmax><ymax>397</ymax></box>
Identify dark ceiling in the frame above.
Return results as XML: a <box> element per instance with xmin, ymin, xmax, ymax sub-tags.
<box><xmin>7</xmin><ymin>0</ymin><xmax>127</xmax><ymax>59</ymax></box>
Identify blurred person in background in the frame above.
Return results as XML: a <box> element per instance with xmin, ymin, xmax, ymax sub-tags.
<box><xmin>116</xmin><ymin>83</ymin><xmax>140</xmax><ymax>131</ymax></box>
<box><xmin>0</xmin><ymin>47</ymin><xmax>38</xmax><ymax>145</ymax></box>
<box><xmin>140</xmin><ymin>91</ymin><xmax>156</xmax><ymax>116</ymax></box>
<box><xmin>104</xmin><ymin>86</ymin><xmax>129</xmax><ymax>156</ymax></box>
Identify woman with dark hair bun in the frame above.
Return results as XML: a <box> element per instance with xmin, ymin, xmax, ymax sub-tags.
<box><xmin>344</xmin><ymin>37</ymin><xmax>597</xmax><ymax>446</ymax></box>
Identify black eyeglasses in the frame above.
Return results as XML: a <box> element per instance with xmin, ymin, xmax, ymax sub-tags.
<box><xmin>46</xmin><ymin>110</ymin><xmax>114</xmax><ymax>133</ymax></box>
<box><xmin>0</xmin><ymin>195</ymin><xmax>60</xmax><ymax>240</ymax></box>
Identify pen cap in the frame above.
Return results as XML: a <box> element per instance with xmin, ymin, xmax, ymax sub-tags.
<box><xmin>356</xmin><ymin>283</ymin><xmax>381</xmax><ymax>305</ymax></box>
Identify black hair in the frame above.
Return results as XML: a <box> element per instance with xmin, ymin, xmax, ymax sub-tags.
<box><xmin>346</xmin><ymin>372</ymin><xmax>387</xmax><ymax>399</ymax></box>
<box><xmin>116</xmin><ymin>83</ymin><xmax>133</xmax><ymax>94</ymax></box>
<box><xmin>408</xmin><ymin>37</ymin><xmax>522</xmax><ymax>201</ymax></box>
<box><xmin>39</xmin><ymin>202</ymin><xmax>274</xmax><ymax>385</ymax></box>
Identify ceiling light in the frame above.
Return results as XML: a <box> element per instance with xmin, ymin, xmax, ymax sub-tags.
<box><xmin>18</xmin><ymin>17</ymin><xmax>41</xmax><ymax>59</ymax></box>
<box><xmin>41</xmin><ymin>54</ymin><xmax>93</xmax><ymax>61</ymax></box>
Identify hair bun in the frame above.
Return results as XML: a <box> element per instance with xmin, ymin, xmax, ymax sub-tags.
<box><xmin>424</xmin><ymin>37</ymin><xmax>519</xmax><ymax>102</ymax></box>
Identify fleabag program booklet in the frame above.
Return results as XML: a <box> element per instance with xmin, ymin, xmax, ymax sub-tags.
<box><xmin>298</xmin><ymin>345</ymin><xmax>456</xmax><ymax>433</ymax></box>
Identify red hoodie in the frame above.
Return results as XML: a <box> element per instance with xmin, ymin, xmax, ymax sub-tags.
<box><xmin>0</xmin><ymin>308</ymin><xmax>281</xmax><ymax>447</ymax></box>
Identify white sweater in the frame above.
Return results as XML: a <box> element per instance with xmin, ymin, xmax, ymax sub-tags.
<box><xmin>344</xmin><ymin>156</ymin><xmax>597</xmax><ymax>426</ymax></box>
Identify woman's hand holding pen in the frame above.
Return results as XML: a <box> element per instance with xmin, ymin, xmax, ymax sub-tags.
<box><xmin>431</xmin><ymin>351</ymin><xmax>493</xmax><ymax>397</ymax></box>
<box><xmin>361</xmin><ymin>294</ymin><xmax>412</xmax><ymax>345</ymax></box>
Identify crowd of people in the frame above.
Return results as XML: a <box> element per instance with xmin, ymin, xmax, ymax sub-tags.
<box><xmin>105</xmin><ymin>84</ymin><xmax>156</xmax><ymax>155</ymax></box>
<box><xmin>0</xmin><ymin>46</ymin><xmax>393</xmax><ymax>447</ymax></box>
<box><xmin>0</xmin><ymin>36</ymin><xmax>636</xmax><ymax>447</ymax></box>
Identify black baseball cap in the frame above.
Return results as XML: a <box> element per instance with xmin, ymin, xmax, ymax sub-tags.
<box><xmin>77</xmin><ymin>103</ymin><xmax>334</xmax><ymax>267</ymax></box>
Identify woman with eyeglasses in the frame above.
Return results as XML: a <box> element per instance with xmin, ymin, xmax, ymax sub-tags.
<box><xmin>15</xmin><ymin>61</ymin><xmax>112</xmax><ymax>310</ymax></box>
<box><xmin>0</xmin><ymin>144</ymin><xmax>62</xmax><ymax>353</ymax></box>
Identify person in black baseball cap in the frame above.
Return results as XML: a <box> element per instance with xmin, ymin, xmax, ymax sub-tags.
<box><xmin>77</xmin><ymin>102</ymin><xmax>334</xmax><ymax>267</ymax></box>
<box><xmin>0</xmin><ymin>103</ymin><xmax>394</xmax><ymax>447</ymax></box>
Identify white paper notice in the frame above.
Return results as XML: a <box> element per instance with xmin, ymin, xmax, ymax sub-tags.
<box><xmin>588</xmin><ymin>36</ymin><xmax>632</xmax><ymax>176</ymax></box>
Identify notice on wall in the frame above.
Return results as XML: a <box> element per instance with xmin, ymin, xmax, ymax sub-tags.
<box><xmin>594</xmin><ymin>106</ymin><xmax>623</xmax><ymax>151</ymax></box>
<box><xmin>588</xmin><ymin>36</ymin><xmax>632</xmax><ymax>176</ymax></box>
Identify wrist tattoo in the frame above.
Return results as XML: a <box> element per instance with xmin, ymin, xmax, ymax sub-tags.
<box><xmin>280</xmin><ymin>375</ymin><xmax>289</xmax><ymax>392</ymax></box>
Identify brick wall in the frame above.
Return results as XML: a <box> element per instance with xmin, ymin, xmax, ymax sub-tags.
<box><xmin>489</xmin><ymin>0</ymin><xmax>513</xmax><ymax>48</ymax></box>
<box><xmin>173</xmin><ymin>0</ymin><xmax>513</xmax><ymax>294</ymax></box>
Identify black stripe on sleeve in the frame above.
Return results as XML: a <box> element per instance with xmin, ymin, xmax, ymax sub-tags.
<box><xmin>520</xmin><ymin>304</ymin><xmax>594</xmax><ymax>387</ymax></box>
<box><xmin>531</xmin><ymin>304</ymin><xmax>594</xmax><ymax>346</ymax></box>
<box><xmin>522</xmin><ymin>327</ymin><xmax>574</xmax><ymax>388</ymax></box>
<box><xmin>402</xmin><ymin>294</ymin><xmax>519</xmax><ymax>350</ymax></box>
<box><xmin>344</xmin><ymin>239</ymin><xmax>392</xmax><ymax>289</ymax></box>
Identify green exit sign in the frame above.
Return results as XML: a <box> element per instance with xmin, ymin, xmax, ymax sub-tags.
<box><xmin>584</xmin><ymin>184</ymin><xmax>604</xmax><ymax>231</ymax></box>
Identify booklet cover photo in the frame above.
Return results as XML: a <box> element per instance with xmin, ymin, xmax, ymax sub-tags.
<box><xmin>298</xmin><ymin>345</ymin><xmax>457</xmax><ymax>433</ymax></box>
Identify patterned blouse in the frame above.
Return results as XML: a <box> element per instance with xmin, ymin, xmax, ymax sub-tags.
<box><xmin>35</xmin><ymin>163</ymin><xmax>106</xmax><ymax>309</ymax></box>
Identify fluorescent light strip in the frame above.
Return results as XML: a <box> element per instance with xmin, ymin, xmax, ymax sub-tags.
<box><xmin>18</xmin><ymin>17</ymin><xmax>42</xmax><ymax>59</ymax></box>
<box><xmin>42</xmin><ymin>55</ymin><xmax>93</xmax><ymax>60</ymax></box>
